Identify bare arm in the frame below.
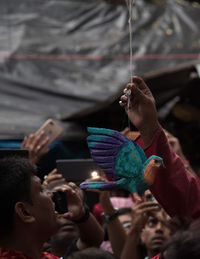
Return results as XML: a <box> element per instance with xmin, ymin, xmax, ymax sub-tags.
<box><xmin>76</xmin><ymin>212</ymin><xmax>104</xmax><ymax>249</ymax></box>
<box><xmin>100</xmin><ymin>191</ymin><xmax>127</xmax><ymax>257</ymax></box>
<box><xmin>121</xmin><ymin>201</ymin><xmax>160</xmax><ymax>259</ymax></box>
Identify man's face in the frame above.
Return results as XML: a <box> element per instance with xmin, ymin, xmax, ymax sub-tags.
<box><xmin>140</xmin><ymin>209</ymin><xmax>170</xmax><ymax>254</ymax></box>
<box><xmin>30</xmin><ymin>176</ymin><xmax>60</xmax><ymax>238</ymax></box>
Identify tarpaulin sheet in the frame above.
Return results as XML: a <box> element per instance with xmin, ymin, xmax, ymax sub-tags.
<box><xmin>0</xmin><ymin>0</ymin><xmax>199</xmax><ymax>138</ymax></box>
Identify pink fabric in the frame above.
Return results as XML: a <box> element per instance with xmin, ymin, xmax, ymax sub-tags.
<box><xmin>110</xmin><ymin>196</ymin><xmax>134</xmax><ymax>209</ymax></box>
<box><xmin>100</xmin><ymin>241</ymin><xmax>113</xmax><ymax>254</ymax></box>
<box><xmin>136</xmin><ymin>126</ymin><xmax>200</xmax><ymax>219</ymax></box>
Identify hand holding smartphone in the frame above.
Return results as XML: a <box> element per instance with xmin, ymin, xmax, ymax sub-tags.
<box><xmin>21</xmin><ymin>119</ymin><xmax>64</xmax><ymax>164</ymax></box>
<box><xmin>52</xmin><ymin>191</ymin><xmax>68</xmax><ymax>214</ymax></box>
<box><xmin>35</xmin><ymin>119</ymin><xmax>64</xmax><ymax>150</ymax></box>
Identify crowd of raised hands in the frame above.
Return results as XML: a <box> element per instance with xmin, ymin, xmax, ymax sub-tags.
<box><xmin>16</xmin><ymin>76</ymin><xmax>200</xmax><ymax>259</ymax></box>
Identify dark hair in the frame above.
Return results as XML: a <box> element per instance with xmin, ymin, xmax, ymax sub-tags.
<box><xmin>162</xmin><ymin>218</ymin><xmax>200</xmax><ymax>259</ymax></box>
<box><xmin>0</xmin><ymin>156</ymin><xmax>36</xmax><ymax>234</ymax></box>
<box><xmin>117</xmin><ymin>207</ymin><xmax>132</xmax><ymax>216</ymax></box>
<box><xmin>67</xmin><ymin>247</ymin><xmax>115</xmax><ymax>259</ymax></box>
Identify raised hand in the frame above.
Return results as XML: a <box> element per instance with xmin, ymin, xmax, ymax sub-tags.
<box><xmin>42</xmin><ymin>168</ymin><xmax>66</xmax><ymax>189</ymax></box>
<box><xmin>21</xmin><ymin>131</ymin><xmax>49</xmax><ymax>164</ymax></box>
<box><xmin>120</xmin><ymin>76</ymin><xmax>159</xmax><ymax>147</ymax></box>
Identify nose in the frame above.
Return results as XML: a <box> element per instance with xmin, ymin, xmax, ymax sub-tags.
<box><xmin>155</xmin><ymin>221</ymin><xmax>164</xmax><ymax>233</ymax></box>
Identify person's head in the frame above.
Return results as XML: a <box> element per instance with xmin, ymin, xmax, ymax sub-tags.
<box><xmin>67</xmin><ymin>247</ymin><xmax>115</xmax><ymax>259</ymax></box>
<box><xmin>0</xmin><ymin>156</ymin><xmax>35</xmax><ymax>235</ymax></box>
<box><xmin>0</xmin><ymin>156</ymin><xmax>59</xmax><ymax>240</ymax></box>
<box><xmin>140</xmin><ymin>208</ymin><xmax>171</xmax><ymax>258</ymax></box>
<box><xmin>160</xmin><ymin>218</ymin><xmax>200</xmax><ymax>259</ymax></box>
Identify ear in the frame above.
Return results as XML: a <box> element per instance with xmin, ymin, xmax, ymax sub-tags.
<box><xmin>15</xmin><ymin>202</ymin><xmax>35</xmax><ymax>223</ymax></box>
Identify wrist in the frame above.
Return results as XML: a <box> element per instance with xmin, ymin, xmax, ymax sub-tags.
<box><xmin>101</xmin><ymin>208</ymin><xmax>119</xmax><ymax>223</ymax></box>
<box><xmin>129</xmin><ymin>226</ymin><xmax>142</xmax><ymax>237</ymax></box>
<box><xmin>72</xmin><ymin>204</ymin><xmax>90</xmax><ymax>224</ymax></box>
<box><xmin>102</xmin><ymin>206</ymin><xmax>116</xmax><ymax>216</ymax></box>
<box><xmin>140</xmin><ymin>122</ymin><xmax>160</xmax><ymax>148</ymax></box>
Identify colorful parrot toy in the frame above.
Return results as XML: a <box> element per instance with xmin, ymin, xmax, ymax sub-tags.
<box><xmin>80</xmin><ymin>127</ymin><xmax>164</xmax><ymax>195</ymax></box>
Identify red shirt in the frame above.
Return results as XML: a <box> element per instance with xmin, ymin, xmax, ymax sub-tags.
<box><xmin>136</xmin><ymin>126</ymin><xmax>200</xmax><ymax>219</ymax></box>
<box><xmin>0</xmin><ymin>248</ymin><xmax>59</xmax><ymax>259</ymax></box>
<box><xmin>151</xmin><ymin>253</ymin><xmax>161</xmax><ymax>259</ymax></box>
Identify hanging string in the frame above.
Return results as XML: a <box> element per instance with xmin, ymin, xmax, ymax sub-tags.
<box><xmin>125</xmin><ymin>0</ymin><xmax>135</xmax><ymax>84</ymax></box>
<box><xmin>124</xmin><ymin>0</ymin><xmax>136</xmax><ymax>131</ymax></box>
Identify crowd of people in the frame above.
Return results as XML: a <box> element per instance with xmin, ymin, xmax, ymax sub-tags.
<box><xmin>0</xmin><ymin>76</ymin><xmax>199</xmax><ymax>258</ymax></box>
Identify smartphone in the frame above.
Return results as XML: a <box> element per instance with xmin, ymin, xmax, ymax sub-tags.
<box><xmin>146</xmin><ymin>195</ymin><xmax>161</xmax><ymax>209</ymax></box>
<box><xmin>52</xmin><ymin>191</ymin><xmax>68</xmax><ymax>214</ymax></box>
<box><xmin>35</xmin><ymin>119</ymin><xmax>64</xmax><ymax>149</ymax></box>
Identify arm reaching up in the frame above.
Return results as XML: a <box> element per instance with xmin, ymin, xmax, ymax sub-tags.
<box><xmin>120</xmin><ymin>76</ymin><xmax>200</xmax><ymax>219</ymax></box>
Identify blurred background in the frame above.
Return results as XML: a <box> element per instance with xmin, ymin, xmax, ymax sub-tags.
<box><xmin>0</xmin><ymin>0</ymin><xmax>199</xmax><ymax>174</ymax></box>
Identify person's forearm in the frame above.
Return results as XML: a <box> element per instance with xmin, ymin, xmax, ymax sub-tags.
<box><xmin>139</xmin><ymin>121</ymin><xmax>160</xmax><ymax>149</ymax></box>
<box><xmin>100</xmin><ymin>193</ymin><xmax>126</xmax><ymax>257</ymax></box>
<box><xmin>76</xmin><ymin>213</ymin><xmax>104</xmax><ymax>249</ymax></box>
<box><xmin>106</xmin><ymin>218</ymin><xmax>127</xmax><ymax>257</ymax></box>
<box><xmin>121</xmin><ymin>228</ymin><xmax>141</xmax><ymax>259</ymax></box>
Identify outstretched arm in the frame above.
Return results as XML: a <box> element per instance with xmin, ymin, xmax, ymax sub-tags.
<box><xmin>144</xmin><ymin>127</ymin><xmax>200</xmax><ymax>219</ymax></box>
<box><xmin>99</xmin><ymin>191</ymin><xmax>127</xmax><ymax>257</ymax></box>
<box><xmin>120</xmin><ymin>76</ymin><xmax>200</xmax><ymax>219</ymax></box>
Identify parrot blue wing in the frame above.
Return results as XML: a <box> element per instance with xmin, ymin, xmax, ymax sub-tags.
<box><xmin>87</xmin><ymin>127</ymin><xmax>147</xmax><ymax>180</ymax></box>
